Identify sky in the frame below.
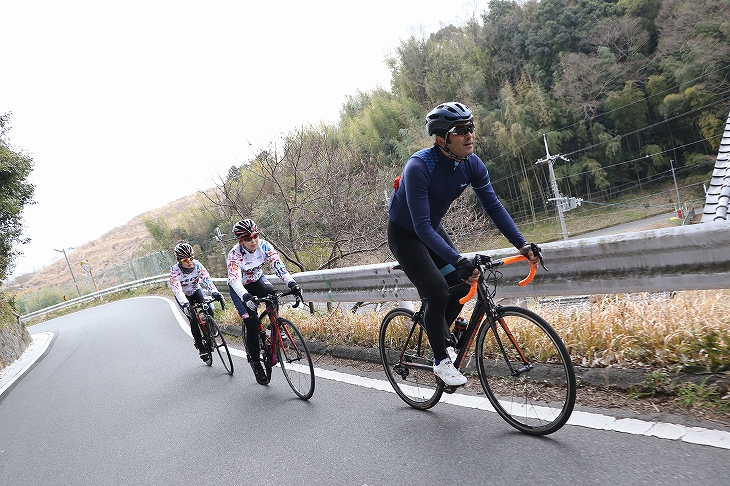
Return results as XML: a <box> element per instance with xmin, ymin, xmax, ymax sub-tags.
<box><xmin>2</xmin><ymin>0</ymin><xmax>487</xmax><ymax>279</ymax></box>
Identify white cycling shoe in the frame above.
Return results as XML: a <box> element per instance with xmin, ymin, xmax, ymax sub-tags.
<box><xmin>433</xmin><ymin>358</ymin><xmax>467</xmax><ymax>386</ymax></box>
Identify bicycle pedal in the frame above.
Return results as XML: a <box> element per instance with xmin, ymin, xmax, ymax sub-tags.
<box><xmin>437</xmin><ymin>378</ymin><xmax>465</xmax><ymax>394</ymax></box>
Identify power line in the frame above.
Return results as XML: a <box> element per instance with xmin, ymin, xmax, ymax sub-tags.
<box><xmin>563</xmin><ymin>95</ymin><xmax>730</xmax><ymax>159</ymax></box>
<box><xmin>490</xmin><ymin>128</ymin><xmax>723</xmax><ymax>195</ymax></box>
<box><xmin>481</xmin><ymin>66</ymin><xmax>730</xmax><ymax>168</ymax></box>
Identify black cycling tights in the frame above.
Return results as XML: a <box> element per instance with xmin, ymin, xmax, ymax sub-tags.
<box><xmin>229</xmin><ymin>278</ymin><xmax>276</xmax><ymax>363</ymax></box>
<box><xmin>387</xmin><ymin>220</ymin><xmax>469</xmax><ymax>361</ymax></box>
<box><xmin>186</xmin><ymin>289</ymin><xmax>210</xmax><ymax>349</ymax></box>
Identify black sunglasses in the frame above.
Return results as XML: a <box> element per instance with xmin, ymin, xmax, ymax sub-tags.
<box><xmin>448</xmin><ymin>123</ymin><xmax>475</xmax><ymax>136</ymax></box>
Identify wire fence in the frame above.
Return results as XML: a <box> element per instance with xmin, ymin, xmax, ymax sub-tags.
<box><xmin>13</xmin><ymin>251</ymin><xmax>175</xmax><ymax>315</ymax></box>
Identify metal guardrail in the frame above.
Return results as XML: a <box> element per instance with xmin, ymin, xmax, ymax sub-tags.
<box><xmin>273</xmin><ymin>221</ymin><xmax>730</xmax><ymax>302</ymax></box>
<box><xmin>20</xmin><ymin>221</ymin><xmax>730</xmax><ymax>321</ymax></box>
<box><xmin>20</xmin><ymin>275</ymin><xmax>170</xmax><ymax>322</ymax></box>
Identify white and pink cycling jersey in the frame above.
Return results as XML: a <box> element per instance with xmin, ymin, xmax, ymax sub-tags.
<box><xmin>226</xmin><ymin>239</ymin><xmax>294</xmax><ymax>300</ymax></box>
<box><xmin>169</xmin><ymin>260</ymin><xmax>219</xmax><ymax>305</ymax></box>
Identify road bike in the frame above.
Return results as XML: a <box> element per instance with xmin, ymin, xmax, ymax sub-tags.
<box><xmin>190</xmin><ymin>295</ymin><xmax>234</xmax><ymax>375</ymax></box>
<box><xmin>243</xmin><ymin>289</ymin><xmax>315</xmax><ymax>400</ymax></box>
<box><xmin>379</xmin><ymin>244</ymin><xmax>576</xmax><ymax>435</ymax></box>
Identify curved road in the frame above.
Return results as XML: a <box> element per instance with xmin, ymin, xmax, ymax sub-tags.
<box><xmin>1</xmin><ymin>296</ymin><xmax>728</xmax><ymax>485</ymax></box>
<box><xmin>571</xmin><ymin>212</ymin><xmax>678</xmax><ymax>239</ymax></box>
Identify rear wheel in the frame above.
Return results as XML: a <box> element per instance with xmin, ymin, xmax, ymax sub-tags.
<box><xmin>277</xmin><ymin>318</ymin><xmax>315</xmax><ymax>400</ymax></box>
<box><xmin>260</xmin><ymin>328</ymin><xmax>273</xmax><ymax>383</ymax></box>
<box><xmin>475</xmin><ymin>306</ymin><xmax>576</xmax><ymax>435</ymax></box>
<box><xmin>379</xmin><ymin>308</ymin><xmax>443</xmax><ymax>409</ymax></box>
<box><xmin>208</xmin><ymin>317</ymin><xmax>233</xmax><ymax>375</ymax></box>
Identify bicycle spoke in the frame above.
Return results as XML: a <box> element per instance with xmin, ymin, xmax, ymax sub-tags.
<box><xmin>277</xmin><ymin>318</ymin><xmax>315</xmax><ymax>400</ymax></box>
<box><xmin>209</xmin><ymin>318</ymin><xmax>234</xmax><ymax>375</ymax></box>
<box><xmin>379</xmin><ymin>308</ymin><xmax>443</xmax><ymax>409</ymax></box>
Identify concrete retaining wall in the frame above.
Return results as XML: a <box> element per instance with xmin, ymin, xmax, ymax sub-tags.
<box><xmin>0</xmin><ymin>317</ymin><xmax>31</xmax><ymax>370</ymax></box>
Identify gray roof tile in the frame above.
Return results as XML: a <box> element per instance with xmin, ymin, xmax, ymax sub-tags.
<box><xmin>701</xmin><ymin>110</ymin><xmax>730</xmax><ymax>223</ymax></box>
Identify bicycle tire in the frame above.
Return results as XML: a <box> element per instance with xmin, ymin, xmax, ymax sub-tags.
<box><xmin>276</xmin><ymin>318</ymin><xmax>315</xmax><ymax>400</ymax></box>
<box><xmin>475</xmin><ymin>306</ymin><xmax>576</xmax><ymax>435</ymax></box>
<box><xmin>208</xmin><ymin>317</ymin><xmax>234</xmax><ymax>375</ymax></box>
<box><xmin>379</xmin><ymin>308</ymin><xmax>443</xmax><ymax>409</ymax></box>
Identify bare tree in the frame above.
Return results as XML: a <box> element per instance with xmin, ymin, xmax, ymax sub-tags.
<box><xmin>210</xmin><ymin>127</ymin><xmax>390</xmax><ymax>272</ymax></box>
<box><xmin>581</xmin><ymin>17</ymin><xmax>650</xmax><ymax>63</ymax></box>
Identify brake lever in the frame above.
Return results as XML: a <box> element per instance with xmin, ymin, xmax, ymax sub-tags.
<box><xmin>531</xmin><ymin>242</ymin><xmax>548</xmax><ymax>272</ymax></box>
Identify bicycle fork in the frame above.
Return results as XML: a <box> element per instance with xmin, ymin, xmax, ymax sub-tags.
<box><xmin>490</xmin><ymin>314</ymin><xmax>533</xmax><ymax>376</ymax></box>
<box><xmin>274</xmin><ymin>319</ymin><xmax>299</xmax><ymax>365</ymax></box>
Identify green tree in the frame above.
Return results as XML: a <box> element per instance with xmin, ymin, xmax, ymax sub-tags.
<box><xmin>0</xmin><ymin>113</ymin><xmax>35</xmax><ymax>281</ymax></box>
<box><xmin>340</xmin><ymin>89</ymin><xmax>422</xmax><ymax>162</ymax></box>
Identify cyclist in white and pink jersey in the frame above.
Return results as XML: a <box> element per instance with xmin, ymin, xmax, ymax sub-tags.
<box><xmin>170</xmin><ymin>242</ymin><xmax>222</xmax><ymax>362</ymax></box>
<box><xmin>226</xmin><ymin>219</ymin><xmax>302</xmax><ymax>385</ymax></box>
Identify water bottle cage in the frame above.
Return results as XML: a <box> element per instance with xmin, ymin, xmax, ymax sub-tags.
<box><xmin>452</xmin><ymin>318</ymin><xmax>468</xmax><ymax>348</ymax></box>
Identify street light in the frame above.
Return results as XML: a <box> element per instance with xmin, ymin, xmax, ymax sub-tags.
<box><xmin>54</xmin><ymin>247</ymin><xmax>81</xmax><ymax>297</ymax></box>
<box><xmin>79</xmin><ymin>260</ymin><xmax>98</xmax><ymax>292</ymax></box>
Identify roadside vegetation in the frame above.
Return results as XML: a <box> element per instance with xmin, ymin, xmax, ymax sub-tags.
<box><xmin>0</xmin><ymin>293</ymin><xmax>19</xmax><ymax>331</ymax></box>
<box><xmin>18</xmin><ymin>283</ymin><xmax>730</xmax><ymax>423</ymax></box>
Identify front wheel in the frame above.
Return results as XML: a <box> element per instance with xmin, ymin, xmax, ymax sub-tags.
<box><xmin>208</xmin><ymin>317</ymin><xmax>234</xmax><ymax>375</ymax></box>
<box><xmin>277</xmin><ymin>318</ymin><xmax>315</xmax><ymax>400</ymax></box>
<box><xmin>379</xmin><ymin>308</ymin><xmax>443</xmax><ymax>410</ymax></box>
<box><xmin>475</xmin><ymin>306</ymin><xmax>576</xmax><ymax>435</ymax></box>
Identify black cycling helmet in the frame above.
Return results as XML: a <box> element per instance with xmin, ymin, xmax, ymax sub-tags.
<box><xmin>174</xmin><ymin>242</ymin><xmax>194</xmax><ymax>260</ymax></box>
<box><xmin>233</xmin><ymin>219</ymin><xmax>258</xmax><ymax>239</ymax></box>
<box><xmin>426</xmin><ymin>102</ymin><xmax>474</xmax><ymax>136</ymax></box>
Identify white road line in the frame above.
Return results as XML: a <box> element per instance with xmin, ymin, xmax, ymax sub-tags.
<box><xmin>313</xmin><ymin>365</ymin><xmax>730</xmax><ymax>450</ymax></box>
<box><xmin>151</xmin><ymin>295</ymin><xmax>730</xmax><ymax>450</ymax></box>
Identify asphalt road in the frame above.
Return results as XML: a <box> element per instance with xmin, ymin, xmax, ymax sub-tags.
<box><xmin>570</xmin><ymin>212</ymin><xmax>678</xmax><ymax>239</ymax></box>
<box><xmin>1</xmin><ymin>296</ymin><xmax>728</xmax><ymax>485</ymax></box>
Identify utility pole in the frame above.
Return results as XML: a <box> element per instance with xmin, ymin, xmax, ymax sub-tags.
<box><xmin>670</xmin><ymin>160</ymin><xmax>683</xmax><ymax>219</ymax></box>
<box><xmin>536</xmin><ymin>134</ymin><xmax>570</xmax><ymax>240</ymax></box>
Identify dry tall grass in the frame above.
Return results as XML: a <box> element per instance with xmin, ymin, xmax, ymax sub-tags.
<box><xmin>225</xmin><ymin>290</ymin><xmax>730</xmax><ymax>372</ymax></box>
<box><xmin>548</xmin><ymin>290</ymin><xmax>730</xmax><ymax>371</ymax></box>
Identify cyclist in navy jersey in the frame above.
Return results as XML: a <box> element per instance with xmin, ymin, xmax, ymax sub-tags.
<box><xmin>388</xmin><ymin>101</ymin><xmax>540</xmax><ymax>386</ymax></box>
<box><xmin>226</xmin><ymin>218</ymin><xmax>303</xmax><ymax>385</ymax></box>
<box><xmin>170</xmin><ymin>242</ymin><xmax>222</xmax><ymax>362</ymax></box>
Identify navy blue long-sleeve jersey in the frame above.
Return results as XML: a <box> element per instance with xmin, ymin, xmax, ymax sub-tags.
<box><xmin>388</xmin><ymin>145</ymin><xmax>526</xmax><ymax>265</ymax></box>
